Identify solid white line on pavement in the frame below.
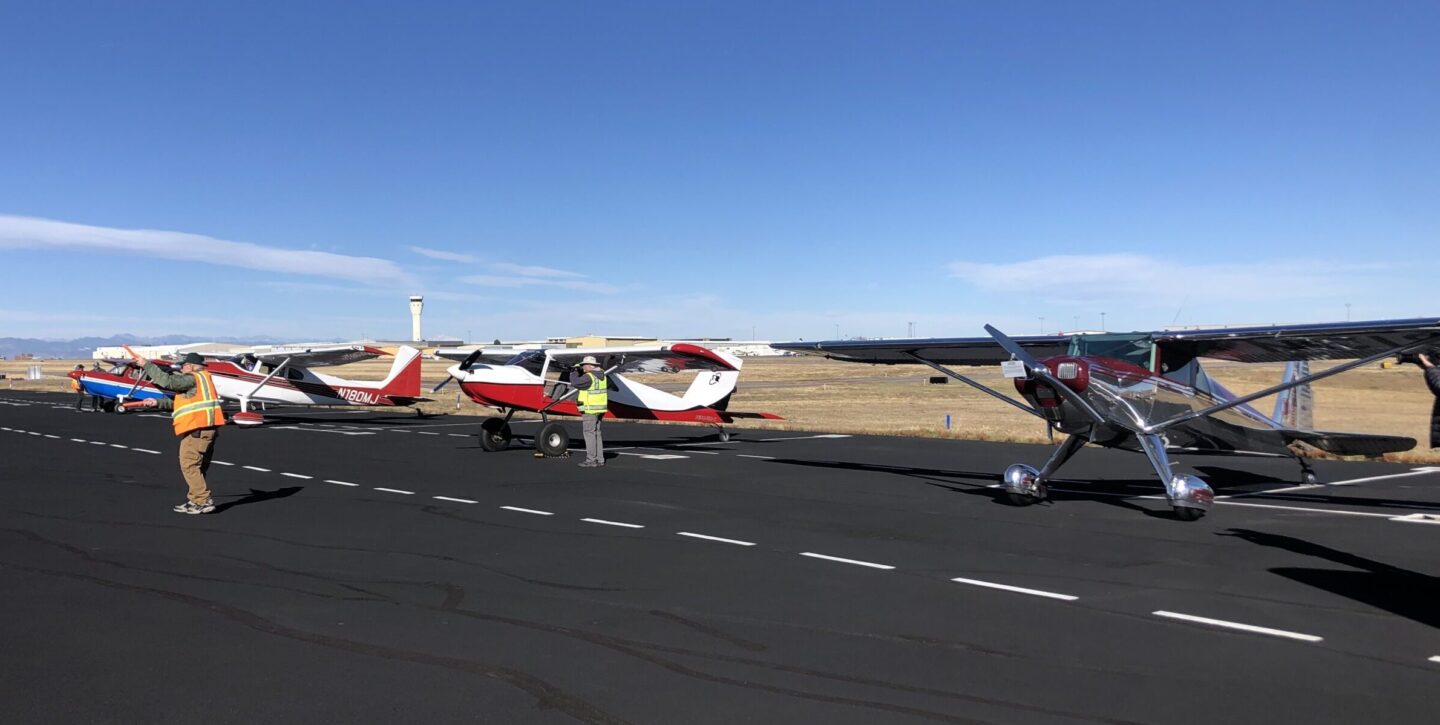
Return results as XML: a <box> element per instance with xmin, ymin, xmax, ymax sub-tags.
<box><xmin>1151</xmin><ymin>610</ymin><xmax>1322</xmax><ymax>643</ymax></box>
<box><xmin>800</xmin><ymin>552</ymin><xmax>895</xmax><ymax>570</ymax></box>
<box><xmin>500</xmin><ymin>506</ymin><xmax>553</xmax><ymax>516</ymax></box>
<box><xmin>950</xmin><ymin>577</ymin><xmax>1079</xmax><ymax>601</ymax></box>
<box><xmin>1221</xmin><ymin>467</ymin><xmax>1440</xmax><ymax>498</ymax></box>
<box><xmin>677</xmin><ymin>532</ymin><xmax>756</xmax><ymax>546</ymax></box>
<box><xmin>281</xmin><ymin>472</ymin><xmax>313</xmax><ymax>479</ymax></box>
<box><xmin>433</xmin><ymin>496</ymin><xmax>478</xmax><ymax>504</ymax></box>
<box><xmin>325</xmin><ymin>479</ymin><xmax>359</xmax><ymax>487</ymax></box>
<box><xmin>582</xmin><ymin>518</ymin><xmax>645</xmax><ymax>529</ymax></box>
<box><xmin>737</xmin><ymin>454</ymin><xmax>775</xmax><ymax>460</ymax></box>
<box><xmin>373</xmin><ymin>487</ymin><xmax>414</xmax><ymax>495</ymax></box>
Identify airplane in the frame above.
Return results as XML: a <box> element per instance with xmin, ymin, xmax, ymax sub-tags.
<box><xmin>435</xmin><ymin>343</ymin><xmax>781</xmax><ymax>456</ymax></box>
<box><xmin>201</xmin><ymin>344</ymin><xmax>427</xmax><ymax>426</ymax></box>
<box><xmin>69</xmin><ymin>360</ymin><xmax>174</xmax><ymax>411</ymax></box>
<box><xmin>773</xmin><ymin>317</ymin><xmax>1440</xmax><ymax>521</ymax></box>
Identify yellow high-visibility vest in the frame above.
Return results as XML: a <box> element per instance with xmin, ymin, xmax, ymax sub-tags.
<box><xmin>576</xmin><ymin>372</ymin><xmax>608</xmax><ymax>414</ymax></box>
<box><xmin>172</xmin><ymin>369</ymin><xmax>226</xmax><ymax>436</ymax></box>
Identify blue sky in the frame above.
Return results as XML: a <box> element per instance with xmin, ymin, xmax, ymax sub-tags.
<box><xmin>2</xmin><ymin>1</ymin><xmax>1436</xmax><ymax>341</ymax></box>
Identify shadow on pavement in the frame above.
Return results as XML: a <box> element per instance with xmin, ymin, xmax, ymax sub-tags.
<box><xmin>1221</xmin><ymin>528</ymin><xmax>1440</xmax><ymax>629</ymax></box>
<box><xmin>213</xmin><ymin>486</ymin><xmax>304</xmax><ymax>513</ymax></box>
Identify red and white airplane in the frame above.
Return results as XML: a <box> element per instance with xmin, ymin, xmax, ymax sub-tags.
<box><xmin>436</xmin><ymin>343</ymin><xmax>780</xmax><ymax>455</ymax></box>
<box><xmin>199</xmin><ymin>344</ymin><xmax>426</xmax><ymax>426</ymax></box>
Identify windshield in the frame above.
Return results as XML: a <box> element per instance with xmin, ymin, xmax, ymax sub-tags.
<box><xmin>1068</xmin><ymin>334</ymin><xmax>1154</xmax><ymax>370</ymax></box>
<box><xmin>504</xmin><ymin>350</ymin><xmax>547</xmax><ymax>376</ymax></box>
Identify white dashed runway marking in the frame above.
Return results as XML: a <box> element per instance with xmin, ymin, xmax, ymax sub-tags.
<box><xmin>582</xmin><ymin>518</ymin><xmax>645</xmax><ymax>529</ymax></box>
<box><xmin>1151</xmin><ymin>610</ymin><xmax>1322</xmax><ymax>643</ymax></box>
<box><xmin>281</xmin><ymin>472</ymin><xmax>313</xmax><ymax>479</ymax></box>
<box><xmin>325</xmin><ymin>479</ymin><xmax>359</xmax><ymax>487</ymax></box>
<box><xmin>950</xmin><ymin>577</ymin><xmax>1078</xmax><ymax>601</ymax></box>
<box><xmin>373</xmin><ymin>487</ymin><xmax>415</xmax><ymax>495</ymax></box>
<box><xmin>501</xmin><ymin>506</ymin><xmax>553</xmax><ymax>516</ymax></box>
<box><xmin>242</xmin><ymin>465</ymin><xmax>271</xmax><ymax>472</ymax></box>
<box><xmin>433</xmin><ymin>495</ymin><xmax>477</xmax><ymax>504</ymax></box>
<box><xmin>800</xmin><ymin>552</ymin><xmax>895</xmax><ymax>570</ymax></box>
<box><xmin>677</xmin><ymin>532</ymin><xmax>755</xmax><ymax>546</ymax></box>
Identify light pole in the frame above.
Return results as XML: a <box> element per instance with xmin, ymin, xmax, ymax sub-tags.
<box><xmin>1345</xmin><ymin>303</ymin><xmax>1351</xmax><ymax>322</ymax></box>
<box><xmin>835</xmin><ymin>323</ymin><xmax>840</xmax><ymax>339</ymax></box>
<box><xmin>1039</xmin><ymin>316</ymin><xmax>1045</xmax><ymax>335</ymax></box>
<box><xmin>907</xmin><ymin>321</ymin><xmax>915</xmax><ymax>337</ymax></box>
<box><xmin>1100</xmin><ymin>312</ymin><xmax>1106</xmax><ymax>331</ymax></box>
<box><xmin>751</xmin><ymin>325</ymin><xmax>756</xmax><ymax>341</ymax></box>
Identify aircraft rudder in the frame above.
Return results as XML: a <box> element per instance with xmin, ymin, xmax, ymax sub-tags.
<box><xmin>380</xmin><ymin>346</ymin><xmax>423</xmax><ymax>398</ymax></box>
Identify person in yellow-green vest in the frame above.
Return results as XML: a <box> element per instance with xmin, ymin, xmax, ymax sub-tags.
<box><xmin>569</xmin><ymin>355</ymin><xmax>608</xmax><ymax>467</ymax></box>
<box><xmin>135</xmin><ymin>352</ymin><xmax>228</xmax><ymax>514</ymax></box>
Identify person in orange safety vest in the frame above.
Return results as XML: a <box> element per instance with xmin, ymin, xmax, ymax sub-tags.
<box><xmin>136</xmin><ymin>352</ymin><xmax>227</xmax><ymax>514</ymax></box>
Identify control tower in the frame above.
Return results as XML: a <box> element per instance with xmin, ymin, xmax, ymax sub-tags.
<box><xmin>409</xmin><ymin>296</ymin><xmax>423</xmax><ymax>342</ymax></box>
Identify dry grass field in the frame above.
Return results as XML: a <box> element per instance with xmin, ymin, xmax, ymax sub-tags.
<box><xmin>6</xmin><ymin>354</ymin><xmax>1436</xmax><ymax>462</ymax></box>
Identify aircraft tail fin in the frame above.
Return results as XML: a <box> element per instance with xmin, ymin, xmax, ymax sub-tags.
<box><xmin>681</xmin><ymin>369</ymin><xmax>740</xmax><ymax>410</ymax></box>
<box><xmin>379</xmin><ymin>346</ymin><xmax>423</xmax><ymax>398</ymax></box>
<box><xmin>1272</xmin><ymin>361</ymin><xmax>1314</xmax><ymax>430</ymax></box>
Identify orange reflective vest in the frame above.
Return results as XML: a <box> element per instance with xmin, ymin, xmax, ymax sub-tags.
<box><xmin>70</xmin><ymin>377</ymin><xmax>81</xmax><ymax>392</ymax></box>
<box><xmin>172</xmin><ymin>369</ymin><xmax>226</xmax><ymax>436</ymax></box>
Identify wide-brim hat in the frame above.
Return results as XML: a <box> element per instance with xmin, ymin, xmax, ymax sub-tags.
<box><xmin>579</xmin><ymin>355</ymin><xmax>600</xmax><ymax>366</ymax></box>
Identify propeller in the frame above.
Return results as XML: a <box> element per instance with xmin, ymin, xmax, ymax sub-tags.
<box><xmin>430</xmin><ymin>349</ymin><xmax>485</xmax><ymax>394</ymax></box>
<box><xmin>983</xmin><ymin>324</ymin><xmax>1106</xmax><ymax>425</ymax></box>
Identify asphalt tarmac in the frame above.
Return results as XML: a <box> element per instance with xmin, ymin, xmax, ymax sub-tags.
<box><xmin>2</xmin><ymin>391</ymin><xmax>1439</xmax><ymax>724</ymax></box>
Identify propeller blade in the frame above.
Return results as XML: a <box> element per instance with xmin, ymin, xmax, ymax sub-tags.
<box><xmin>431</xmin><ymin>349</ymin><xmax>485</xmax><ymax>394</ymax></box>
<box><xmin>983</xmin><ymin>324</ymin><xmax>1107</xmax><ymax>425</ymax></box>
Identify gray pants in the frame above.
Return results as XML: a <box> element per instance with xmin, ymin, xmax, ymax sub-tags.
<box><xmin>582</xmin><ymin>413</ymin><xmax>604</xmax><ymax>463</ymax></box>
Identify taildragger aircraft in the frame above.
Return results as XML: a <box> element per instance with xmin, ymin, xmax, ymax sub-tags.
<box><xmin>774</xmin><ymin>318</ymin><xmax>1440</xmax><ymax>521</ymax></box>
<box><xmin>436</xmin><ymin>344</ymin><xmax>780</xmax><ymax>456</ymax></box>
<box><xmin>200</xmin><ymin>344</ymin><xmax>427</xmax><ymax>425</ymax></box>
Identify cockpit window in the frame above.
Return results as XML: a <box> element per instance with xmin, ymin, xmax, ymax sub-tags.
<box><xmin>1068</xmin><ymin>334</ymin><xmax>1154</xmax><ymax>369</ymax></box>
<box><xmin>505</xmin><ymin>350</ymin><xmax>547</xmax><ymax>376</ymax></box>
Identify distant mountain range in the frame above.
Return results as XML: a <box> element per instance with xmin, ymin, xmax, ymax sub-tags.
<box><xmin>0</xmin><ymin>335</ymin><xmax>299</xmax><ymax>359</ymax></box>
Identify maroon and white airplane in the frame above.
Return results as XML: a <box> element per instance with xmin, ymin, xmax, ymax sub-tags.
<box><xmin>202</xmin><ymin>344</ymin><xmax>426</xmax><ymax>425</ymax></box>
<box><xmin>436</xmin><ymin>343</ymin><xmax>780</xmax><ymax>455</ymax></box>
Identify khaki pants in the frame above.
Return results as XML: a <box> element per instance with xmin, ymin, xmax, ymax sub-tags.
<box><xmin>178</xmin><ymin>428</ymin><xmax>219</xmax><ymax>504</ymax></box>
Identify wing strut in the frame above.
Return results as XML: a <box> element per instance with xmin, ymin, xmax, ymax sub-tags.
<box><xmin>241</xmin><ymin>357</ymin><xmax>293</xmax><ymax>410</ymax></box>
<box><xmin>900</xmin><ymin>352</ymin><xmax>1045</xmax><ymax>419</ymax></box>
<box><xmin>1146</xmin><ymin>334</ymin><xmax>1440</xmax><ymax>434</ymax></box>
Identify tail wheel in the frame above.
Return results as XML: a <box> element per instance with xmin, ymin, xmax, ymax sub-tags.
<box><xmin>535</xmin><ymin>422</ymin><xmax>569</xmax><ymax>457</ymax></box>
<box><xmin>479</xmin><ymin>417</ymin><xmax>512</xmax><ymax>452</ymax></box>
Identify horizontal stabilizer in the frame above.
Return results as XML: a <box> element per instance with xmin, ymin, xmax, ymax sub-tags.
<box><xmin>717</xmin><ymin>411</ymin><xmax>784</xmax><ymax>422</ymax></box>
<box><xmin>1282</xmin><ymin>430</ymin><xmax>1415</xmax><ymax>457</ymax></box>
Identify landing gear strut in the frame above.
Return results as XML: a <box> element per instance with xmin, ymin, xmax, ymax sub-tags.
<box><xmin>1136</xmin><ymin>433</ymin><xmax>1213</xmax><ymax>521</ymax></box>
<box><xmin>1001</xmin><ymin>432</ymin><xmax>1085</xmax><ymax>506</ymax></box>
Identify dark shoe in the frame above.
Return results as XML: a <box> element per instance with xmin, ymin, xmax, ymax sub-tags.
<box><xmin>173</xmin><ymin>500</ymin><xmax>216</xmax><ymax>514</ymax></box>
<box><xmin>578</xmin><ymin>461</ymin><xmax>599</xmax><ymax>468</ymax></box>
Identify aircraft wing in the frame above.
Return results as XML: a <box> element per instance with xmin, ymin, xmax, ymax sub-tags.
<box><xmin>549</xmin><ymin>344</ymin><xmax>740</xmax><ymax>373</ymax></box>
<box><xmin>1155</xmin><ymin>317</ymin><xmax>1440</xmax><ymax>363</ymax></box>
<box><xmin>239</xmin><ymin>345</ymin><xmax>389</xmax><ymax>368</ymax></box>
<box><xmin>432</xmin><ymin>347</ymin><xmax>528</xmax><ymax>366</ymax></box>
<box><xmin>770</xmin><ymin>336</ymin><xmax>1070</xmax><ymax>365</ymax></box>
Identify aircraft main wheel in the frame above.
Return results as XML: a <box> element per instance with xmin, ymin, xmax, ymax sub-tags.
<box><xmin>536</xmin><ymin>422</ymin><xmax>569</xmax><ymax>457</ymax></box>
<box><xmin>718</xmin><ymin>430</ymin><xmax>730</xmax><ymax>442</ymax></box>
<box><xmin>1302</xmin><ymin>471</ymin><xmax>1318</xmax><ymax>486</ymax></box>
<box><xmin>1172</xmin><ymin>506</ymin><xmax>1206</xmax><ymax>522</ymax></box>
<box><xmin>479</xmin><ymin>418</ymin><xmax>512</xmax><ymax>452</ymax></box>
<box><xmin>1004</xmin><ymin>481</ymin><xmax>1046</xmax><ymax>506</ymax></box>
